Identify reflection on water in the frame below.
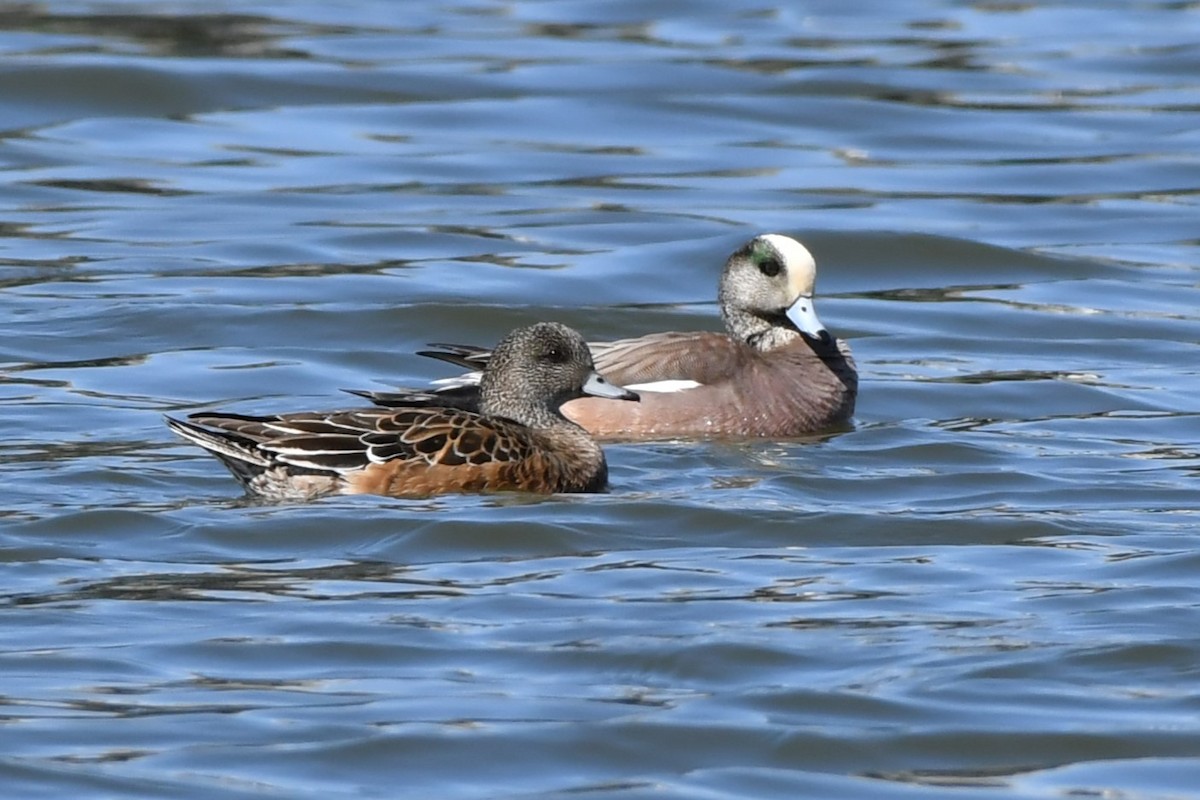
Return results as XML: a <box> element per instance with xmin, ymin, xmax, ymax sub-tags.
<box><xmin>3</xmin><ymin>7</ymin><xmax>306</xmax><ymax>58</ymax></box>
<box><xmin>2</xmin><ymin>0</ymin><xmax>1199</xmax><ymax>798</ymax></box>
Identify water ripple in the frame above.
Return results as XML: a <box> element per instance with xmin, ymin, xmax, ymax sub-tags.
<box><xmin>2</xmin><ymin>1</ymin><xmax>1199</xmax><ymax>798</ymax></box>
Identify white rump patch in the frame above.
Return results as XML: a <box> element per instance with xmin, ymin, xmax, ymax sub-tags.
<box><xmin>624</xmin><ymin>379</ymin><xmax>702</xmax><ymax>393</ymax></box>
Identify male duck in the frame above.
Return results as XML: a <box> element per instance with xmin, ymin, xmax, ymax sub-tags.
<box><xmin>354</xmin><ymin>234</ymin><xmax>856</xmax><ymax>440</ymax></box>
<box><xmin>166</xmin><ymin>322</ymin><xmax>638</xmax><ymax>500</ymax></box>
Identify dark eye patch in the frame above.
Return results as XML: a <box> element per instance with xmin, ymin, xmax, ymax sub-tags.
<box><xmin>543</xmin><ymin>346</ymin><xmax>569</xmax><ymax>364</ymax></box>
<box><xmin>758</xmin><ymin>256</ymin><xmax>782</xmax><ymax>277</ymax></box>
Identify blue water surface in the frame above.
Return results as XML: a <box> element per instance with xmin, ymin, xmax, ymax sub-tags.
<box><xmin>2</xmin><ymin>1</ymin><xmax>1199</xmax><ymax>798</ymax></box>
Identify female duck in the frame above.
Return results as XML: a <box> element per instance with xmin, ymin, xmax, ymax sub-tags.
<box><xmin>167</xmin><ymin>322</ymin><xmax>638</xmax><ymax>500</ymax></box>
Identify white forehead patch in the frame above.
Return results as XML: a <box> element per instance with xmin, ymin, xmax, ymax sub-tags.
<box><xmin>760</xmin><ymin>234</ymin><xmax>815</xmax><ymax>272</ymax></box>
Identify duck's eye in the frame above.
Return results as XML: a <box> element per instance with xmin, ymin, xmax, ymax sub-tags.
<box><xmin>544</xmin><ymin>346</ymin><xmax>569</xmax><ymax>364</ymax></box>
<box><xmin>758</xmin><ymin>256</ymin><xmax>782</xmax><ymax>277</ymax></box>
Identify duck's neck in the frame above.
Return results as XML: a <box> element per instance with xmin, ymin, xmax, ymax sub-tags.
<box><xmin>481</xmin><ymin>390</ymin><xmax>575</xmax><ymax>431</ymax></box>
<box><xmin>723</xmin><ymin>306</ymin><xmax>804</xmax><ymax>352</ymax></box>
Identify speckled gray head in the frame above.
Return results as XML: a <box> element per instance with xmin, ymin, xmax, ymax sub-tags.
<box><xmin>480</xmin><ymin>322</ymin><xmax>639</xmax><ymax>423</ymax></box>
<box><xmin>719</xmin><ymin>234</ymin><xmax>830</xmax><ymax>350</ymax></box>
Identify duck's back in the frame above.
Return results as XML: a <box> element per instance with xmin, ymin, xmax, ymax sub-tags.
<box><xmin>345</xmin><ymin>412</ymin><xmax>609</xmax><ymax>496</ymax></box>
<box><xmin>565</xmin><ymin>338</ymin><xmax>856</xmax><ymax>440</ymax></box>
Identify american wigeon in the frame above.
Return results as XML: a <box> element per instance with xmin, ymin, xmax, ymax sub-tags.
<box><xmin>166</xmin><ymin>322</ymin><xmax>639</xmax><ymax>500</ymax></box>
<box><xmin>353</xmin><ymin>234</ymin><xmax>856</xmax><ymax>440</ymax></box>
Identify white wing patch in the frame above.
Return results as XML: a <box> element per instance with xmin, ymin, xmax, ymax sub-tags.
<box><xmin>431</xmin><ymin>371</ymin><xmax>483</xmax><ymax>388</ymax></box>
<box><xmin>431</xmin><ymin>371</ymin><xmax>700</xmax><ymax>394</ymax></box>
<box><xmin>624</xmin><ymin>379</ymin><xmax>702</xmax><ymax>393</ymax></box>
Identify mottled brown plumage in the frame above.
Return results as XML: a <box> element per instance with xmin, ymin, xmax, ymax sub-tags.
<box><xmin>353</xmin><ymin>234</ymin><xmax>857</xmax><ymax>440</ymax></box>
<box><xmin>166</xmin><ymin>323</ymin><xmax>638</xmax><ymax>500</ymax></box>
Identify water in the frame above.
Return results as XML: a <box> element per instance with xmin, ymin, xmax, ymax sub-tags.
<box><xmin>2</xmin><ymin>1</ymin><xmax>1199</xmax><ymax>797</ymax></box>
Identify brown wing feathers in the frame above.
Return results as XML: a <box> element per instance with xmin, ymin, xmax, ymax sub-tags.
<box><xmin>186</xmin><ymin>407</ymin><xmax>530</xmax><ymax>475</ymax></box>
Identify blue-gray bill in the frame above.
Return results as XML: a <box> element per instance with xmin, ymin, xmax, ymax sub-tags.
<box><xmin>582</xmin><ymin>370</ymin><xmax>639</xmax><ymax>401</ymax></box>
